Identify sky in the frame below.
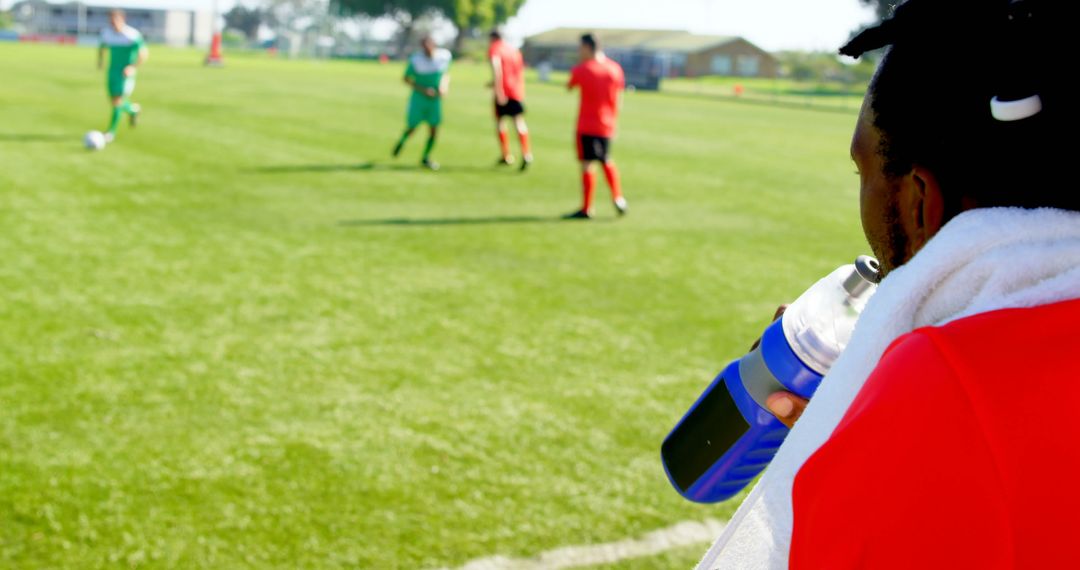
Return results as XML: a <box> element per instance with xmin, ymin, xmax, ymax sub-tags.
<box><xmin>2</xmin><ymin>0</ymin><xmax>876</xmax><ymax>52</ymax></box>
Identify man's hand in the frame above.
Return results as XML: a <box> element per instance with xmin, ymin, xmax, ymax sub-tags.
<box><xmin>425</xmin><ymin>87</ymin><xmax>438</xmax><ymax>98</ymax></box>
<box><xmin>750</xmin><ymin>304</ymin><xmax>810</xmax><ymax>428</ymax></box>
<box><xmin>496</xmin><ymin>93</ymin><xmax>509</xmax><ymax>106</ymax></box>
<box><xmin>766</xmin><ymin>392</ymin><xmax>809</xmax><ymax>429</ymax></box>
<box><xmin>123</xmin><ymin>65</ymin><xmax>135</xmax><ymax>78</ymax></box>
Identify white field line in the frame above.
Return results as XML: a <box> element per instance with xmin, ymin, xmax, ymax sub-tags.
<box><xmin>438</xmin><ymin>519</ymin><xmax>725</xmax><ymax>570</ymax></box>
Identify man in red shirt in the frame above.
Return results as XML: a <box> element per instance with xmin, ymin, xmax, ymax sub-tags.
<box><xmin>565</xmin><ymin>33</ymin><xmax>627</xmax><ymax>219</ymax></box>
<box><xmin>488</xmin><ymin>30</ymin><xmax>532</xmax><ymax>171</ymax></box>
<box><xmin>696</xmin><ymin>0</ymin><xmax>1080</xmax><ymax>567</ymax></box>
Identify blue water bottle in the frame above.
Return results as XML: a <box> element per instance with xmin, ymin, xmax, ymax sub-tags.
<box><xmin>661</xmin><ymin>256</ymin><xmax>881</xmax><ymax>503</ymax></box>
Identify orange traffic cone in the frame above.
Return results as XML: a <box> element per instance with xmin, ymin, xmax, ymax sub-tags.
<box><xmin>205</xmin><ymin>33</ymin><xmax>224</xmax><ymax>66</ymax></box>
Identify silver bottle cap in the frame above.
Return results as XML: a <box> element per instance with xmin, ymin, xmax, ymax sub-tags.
<box><xmin>842</xmin><ymin>255</ymin><xmax>882</xmax><ymax>297</ymax></box>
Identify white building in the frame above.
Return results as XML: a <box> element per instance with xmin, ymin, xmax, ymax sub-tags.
<box><xmin>11</xmin><ymin>0</ymin><xmax>213</xmax><ymax>46</ymax></box>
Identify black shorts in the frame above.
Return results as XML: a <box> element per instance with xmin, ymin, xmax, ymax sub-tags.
<box><xmin>577</xmin><ymin>134</ymin><xmax>611</xmax><ymax>162</ymax></box>
<box><xmin>495</xmin><ymin>98</ymin><xmax>526</xmax><ymax>118</ymax></box>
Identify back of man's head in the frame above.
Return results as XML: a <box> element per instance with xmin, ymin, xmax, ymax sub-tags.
<box><xmin>842</xmin><ymin>0</ymin><xmax>1078</xmax><ymax>214</ymax></box>
<box><xmin>580</xmin><ymin>33</ymin><xmax>598</xmax><ymax>52</ymax></box>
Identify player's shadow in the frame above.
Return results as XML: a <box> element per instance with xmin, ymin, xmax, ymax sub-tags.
<box><xmin>253</xmin><ymin>161</ymin><xmax>499</xmax><ymax>174</ymax></box>
<box><xmin>339</xmin><ymin>215</ymin><xmax>571</xmax><ymax>227</ymax></box>
<box><xmin>0</xmin><ymin>133</ymin><xmax>71</xmax><ymax>142</ymax></box>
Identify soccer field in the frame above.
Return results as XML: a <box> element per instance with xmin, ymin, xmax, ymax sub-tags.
<box><xmin>0</xmin><ymin>44</ymin><xmax>865</xmax><ymax>568</ymax></box>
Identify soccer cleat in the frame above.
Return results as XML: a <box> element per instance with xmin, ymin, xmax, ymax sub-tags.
<box><xmin>392</xmin><ymin>141</ymin><xmax>405</xmax><ymax>158</ymax></box>
<box><xmin>104</xmin><ymin>132</ymin><xmax>115</xmax><ymax>144</ymax></box>
<box><xmin>421</xmin><ymin>158</ymin><xmax>440</xmax><ymax>171</ymax></box>
<box><xmin>129</xmin><ymin>103</ymin><xmax>141</xmax><ymax>127</ymax></box>
<box><xmin>614</xmin><ymin>197</ymin><xmax>628</xmax><ymax>216</ymax></box>
<box><xmin>496</xmin><ymin>155</ymin><xmax>514</xmax><ymax>166</ymax></box>
<box><xmin>520</xmin><ymin>154</ymin><xmax>533</xmax><ymax>172</ymax></box>
<box><xmin>562</xmin><ymin>209</ymin><xmax>593</xmax><ymax>220</ymax></box>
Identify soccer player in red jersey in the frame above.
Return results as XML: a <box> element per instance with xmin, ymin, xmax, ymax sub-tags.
<box><xmin>488</xmin><ymin>30</ymin><xmax>532</xmax><ymax>170</ymax></box>
<box><xmin>565</xmin><ymin>33</ymin><xmax>627</xmax><ymax>219</ymax></box>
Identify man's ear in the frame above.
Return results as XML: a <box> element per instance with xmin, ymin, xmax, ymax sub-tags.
<box><xmin>898</xmin><ymin>166</ymin><xmax>946</xmax><ymax>253</ymax></box>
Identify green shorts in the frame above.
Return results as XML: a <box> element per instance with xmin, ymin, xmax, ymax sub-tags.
<box><xmin>407</xmin><ymin>93</ymin><xmax>442</xmax><ymax>128</ymax></box>
<box><xmin>107</xmin><ymin>71</ymin><xmax>135</xmax><ymax>98</ymax></box>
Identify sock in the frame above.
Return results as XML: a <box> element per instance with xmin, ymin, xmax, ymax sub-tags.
<box><xmin>107</xmin><ymin>105</ymin><xmax>122</xmax><ymax>134</ymax></box>
<box><xmin>423</xmin><ymin>133</ymin><xmax>437</xmax><ymax>160</ymax></box>
<box><xmin>603</xmin><ymin>162</ymin><xmax>623</xmax><ymax>201</ymax></box>
<box><xmin>498</xmin><ymin>130</ymin><xmax>510</xmax><ymax>158</ymax></box>
<box><xmin>120</xmin><ymin>99</ymin><xmax>136</xmax><ymax>115</ymax></box>
<box><xmin>582</xmin><ymin>171</ymin><xmax>596</xmax><ymax>212</ymax></box>
<box><xmin>519</xmin><ymin>131</ymin><xmax>531</xmax><ymax>159</ymax></box>
<box><xmin>395</xmin><ymin>129</ymin><xmax>411</xmax><ymax>152</ymax></box>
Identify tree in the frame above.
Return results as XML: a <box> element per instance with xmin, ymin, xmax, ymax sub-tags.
<box><xmin>336</xmin><ymin>0</ymin><xmax>448</xmax><ymax>56</ymax></box>
<box><xmin>336</xmin><ymin>0</ymin><xmax>526</xmax><ymax>56</ymax></box>
<box><xmin>447</xmin><ymin>0</ymin><xmax>525</xmax><ymax>53</ymax></box>
<box><xmin>263</xmin><ymin>0</ymin><xmax>334</xmax><ymax>56</ymax></box>
<box><xmin>224</xmin><ymin>3</ymin><xmax>264</xmax><ymax>40</ymax></box>
<box><xmin>265</xmin><ymin>0</ymin><xmax>330</xmax><ymax>30</ymax></box>
<box><xmin>448</xmin><ymin>0</ymin><xmax>493</xmax><ymax>53</ymax></box>
<box><xmin>858</xmin><ymin>0</ymin><xmax>895</xmax><ymax>22</ymax></box>
<box><xmin>492</xmin><ymin>0</ymin><xmax>524</xmax><ymax>24</ymax></box>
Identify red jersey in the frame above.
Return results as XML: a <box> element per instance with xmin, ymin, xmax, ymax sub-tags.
<box><xmin>790</xmin><ymin>298</ymin><xmax>1080</xmax><ymax>569</ymax></box>
<box><xmin>488</xmin><ymin>39</ymin><xmax>525</xmax><ymax>102</ymax></box>
<box><xmin>569</xmin><ymin>56</ymin><xmax>625</xmax><ymax>138</ymax></box>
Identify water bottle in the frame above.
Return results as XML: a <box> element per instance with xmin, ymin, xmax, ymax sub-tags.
<box><xmin>661</xmin><ymin>256</ymin><xmax>881</xmax><ymax>503</ymax></box>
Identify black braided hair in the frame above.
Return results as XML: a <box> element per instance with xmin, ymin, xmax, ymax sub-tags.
<box><xmin>581</xmin><ymin>33</ymin><xmax>598</xmax><ymax>51</ymax></box>
<box><xmin>841</xmin><ymin>0</ymin><xmax>1078</xmax><ymax>212</ymax></box>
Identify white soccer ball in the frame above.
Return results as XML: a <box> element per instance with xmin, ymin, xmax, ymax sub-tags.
<box><xmin>84</xmin><ymin>130</ymin><xmax>106</xmax><ymax>151</ymax></box>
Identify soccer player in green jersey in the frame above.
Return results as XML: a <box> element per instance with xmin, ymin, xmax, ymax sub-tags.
<box><xmin>392</xmin><ymin>36</ymin><xmax>451</xmax><ymax>171</ymax></box>
<box><xmin>97</xmin><ymin>10</ymin><xmax>147</xmax><ymax>144</ymax></box>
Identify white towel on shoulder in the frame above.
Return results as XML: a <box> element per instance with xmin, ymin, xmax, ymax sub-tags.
<box><xmin>697</xmin><ymin>207</ymin><xmax>1080</xmax><ymax>570</ymax></box>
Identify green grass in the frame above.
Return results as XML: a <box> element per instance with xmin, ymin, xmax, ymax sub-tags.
<box><xmin>0</xmin><ymin>44</ymin><xmax>865</xmax><ymax>568</ymax></box>
<box><xmin>663</xmin><ymin>75</ymin><xmax>866</xmax><ymax>111</ymax></box>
